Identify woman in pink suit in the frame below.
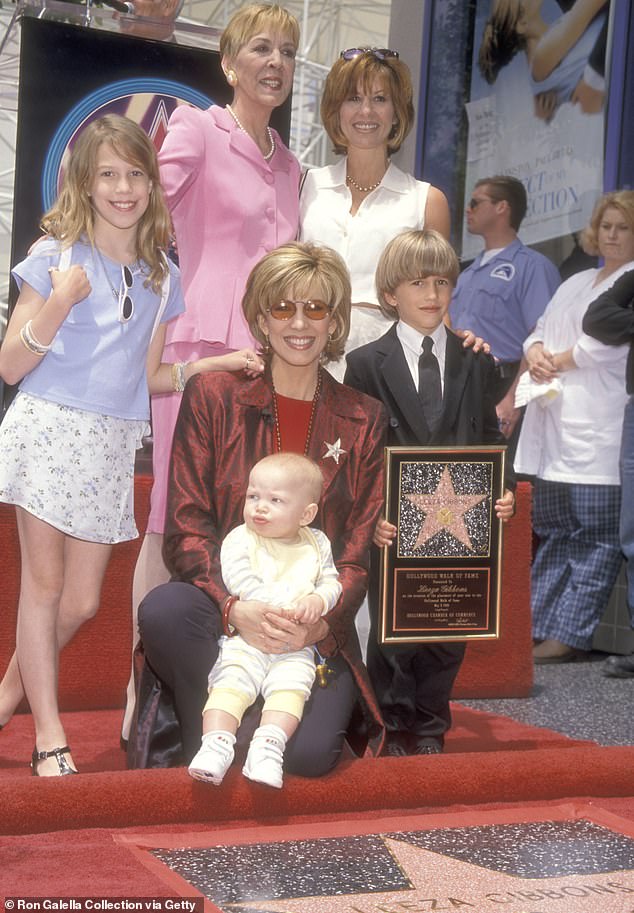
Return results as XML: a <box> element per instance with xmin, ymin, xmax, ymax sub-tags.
<box><xmin>124</xmin><ymin>3</ymin><xmax>301</xmax><ymax>737</ymax></box>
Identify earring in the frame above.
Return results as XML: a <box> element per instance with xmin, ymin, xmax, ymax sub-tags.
<box><xmin>226</xmin><ymin>69</ymin><xmax>237</xmax><ymax>86</ymax></box>
<box><xmin>321</xmin><ymin>334</ymin><xmax>333</xmax><ymax>365</ymax></box>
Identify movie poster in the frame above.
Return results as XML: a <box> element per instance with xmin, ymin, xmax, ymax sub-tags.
<box><xmin>461</xmin><ymin>0</ymin><xmax>610</xmax><ymax>259</ymax></box>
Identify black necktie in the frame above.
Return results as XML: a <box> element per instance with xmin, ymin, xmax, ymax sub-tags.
<box><xmin>418</xmin><ymin>336</ymin><xmax>442</xmax><ymax>430</ymax></box>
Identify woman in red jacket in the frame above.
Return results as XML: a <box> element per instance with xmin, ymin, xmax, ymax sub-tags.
<box><xmin>130</xmin><ymin>242</ymin><xmax>388</xmax><ymax>774</ymax></box>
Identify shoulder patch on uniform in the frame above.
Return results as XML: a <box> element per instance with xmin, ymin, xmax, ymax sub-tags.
<box><xmin>490</xmin><ymin>263</ymin><xmax>515</xmax><ymax>281</ymax></box>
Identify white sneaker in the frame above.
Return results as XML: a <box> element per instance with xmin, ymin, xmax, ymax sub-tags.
<box><xmin>242</xmin><ymin>725</ymin><xmax>286</xmax><ymax>789</ymax></box>
<box><xmin>188</xmin><ymin>731</ymin><xmax>236</xmax><ymax>785</ymax></box>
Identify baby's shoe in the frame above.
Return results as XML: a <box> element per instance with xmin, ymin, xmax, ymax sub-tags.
<box><xmin>188</xmin><ymin>731</ymin><xmax>236</xmax><ymax>785</ymax></box>
<box><xmin>242</xmin><ymin>724</ymin><xmax>287</xmax><ymax>789</ymax></box>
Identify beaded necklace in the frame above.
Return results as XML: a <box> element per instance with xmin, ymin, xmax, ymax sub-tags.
<box><xmin>271</xmin><ymin>369</ymin><xmax>322</xmax><ymax>454</ymax></box>
<box><xmin>346</xmin><ymin>173</ymin><xmax>383</xmax><ymax>193</ymax></box>
<box><xmin>226</xmin><ymin>104</ymin><xmax>276</xmax><ymax>161</ymax></box>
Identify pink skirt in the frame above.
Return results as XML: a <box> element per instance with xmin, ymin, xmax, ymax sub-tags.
<box><xmin>148</xmin><ymin>339</ymin><xmax>234</xmax><ymax>533</ymax></box>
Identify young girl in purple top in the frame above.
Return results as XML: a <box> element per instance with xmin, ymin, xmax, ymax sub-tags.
<box><xmin>0</xmin><ymin>115</ymin><xmax>261</xmax><ymax>776</ymax></box>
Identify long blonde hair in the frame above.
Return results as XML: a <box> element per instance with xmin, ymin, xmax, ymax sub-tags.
<box><xmin>40</xmin><ymin>114</ymin><xmax>171</xmax><ymax>292</ymax></box>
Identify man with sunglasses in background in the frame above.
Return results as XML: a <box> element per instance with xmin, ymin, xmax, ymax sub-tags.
<box><xmin>449</xmin><ymin>175</ymin><xmax>559</xmax><ymax>459</ymax></box>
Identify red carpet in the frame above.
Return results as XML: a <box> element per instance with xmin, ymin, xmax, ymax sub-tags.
<box><xmin>0</xmin><ymin>480</ymin><xmax>535</xmax><ymax>709</ymax></box>
<box><xmin>2</xmin><ymin>703</ymin><xmax>632</xmax><ymax>837</ymax></box>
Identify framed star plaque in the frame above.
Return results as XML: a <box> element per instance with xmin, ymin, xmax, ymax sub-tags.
<box><xmin>379</xmin><ymin>446</ymin><xmax>506</xmax><ymax>644</ymax></box>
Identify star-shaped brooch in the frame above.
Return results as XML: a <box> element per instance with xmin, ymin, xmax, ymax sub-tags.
<box><xmin>323</xmin><ymin>438</ymin><xmax>346</xmax><ymax>464</ymax></box>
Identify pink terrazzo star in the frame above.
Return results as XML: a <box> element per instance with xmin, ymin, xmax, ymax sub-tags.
<box><xmin>405</xmin><ymin>466</ymin><xmax>487</xmax><ymax>551</ymax></box>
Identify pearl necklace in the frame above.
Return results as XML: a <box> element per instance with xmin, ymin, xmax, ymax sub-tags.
<box><xmin>226</xmin><ymin>104</ymin><xmax>276</xmax><ymax>161</ymax></box>
<box><xmin>346</xmin><ymin>173</ymin><xmax>382</xmax><ymax>193</ymax></box>
<box><xmin>271</xmin><ymin>369</ymin><xmax>322</xmax><ymax>455</ymax></box>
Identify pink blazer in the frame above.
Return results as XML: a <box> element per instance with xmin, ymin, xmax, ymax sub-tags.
<box><xmin>159</xmin><ymin>104</ymin><xmax>301</xmax><ymax>349</ymax></box>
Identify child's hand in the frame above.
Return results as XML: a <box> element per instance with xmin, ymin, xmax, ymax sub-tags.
<box><xmin>49</xmin><ymin>265</ymin><xmax>91</xmax><ymax>309</ymax></box>
<box><xmin>373</xmin><ymin>517</ymin><xmax>396</xmax><ymax>548</ymax></box>
<box><xmin>224</xmin><ymin>349</ymin><xmax>265</xmax><ymax>375</ymax></box>
<box><xmin>495</xmin><ymin>488</ymin><xmax>515</xmax><ymax>522</ymax></box>
<box><xmin>291</xmin><ymin>594</ymin><xmax>324</xmax><ymax>625</ymax></box>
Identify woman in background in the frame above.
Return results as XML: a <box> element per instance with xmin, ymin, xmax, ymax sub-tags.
<box><xmin>299</xmin><ymin>47</ymin><xmax>450</xmax><ymax>381</ymax></box>
<box><xmin>515</xmin><ymin>191</ymin><xmax>634</xmax><ymax>663</ymax></box>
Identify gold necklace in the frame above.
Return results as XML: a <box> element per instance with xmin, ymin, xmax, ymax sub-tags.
<box><xmin>271</xmin><ymin>369</ymin><xmax>322</xmax><ymax>454</ymax></box>
<box><xmin>346</xmin><ymin>173</ymin><xmax>382</xmax><ymax>193</ymax></box>
<box><xmin>226</xmin><ymin>104</ymin><xmax>276</xmax><ymax>161</ymax></box>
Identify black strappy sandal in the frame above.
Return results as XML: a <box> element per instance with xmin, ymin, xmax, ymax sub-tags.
<box><xmin>31</xmin><ymin>745</ymin><xmax>77</xmax><ymax>776</ymax></box>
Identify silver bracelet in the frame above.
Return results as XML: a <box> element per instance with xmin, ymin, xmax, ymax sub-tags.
<box><xmin>20</xmin><ymin>320</ymin><xmax>51</xmax><ymax>356</ymax></box>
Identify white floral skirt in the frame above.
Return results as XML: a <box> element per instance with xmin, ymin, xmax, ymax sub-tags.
<box><xmin>0</xmin><ymin>392</ymin><xmax>148</xmax><ymax>543</ymax></box>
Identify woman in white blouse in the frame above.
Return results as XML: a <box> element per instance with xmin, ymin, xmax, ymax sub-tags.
<box><xmin>515</xmin><ymin>190</ymin><xmax>634</xmax><ymax>663</ymax></box>
<box><xmin>299</xmin><ymin>47</ymin><xmax>450</xmax><ymax>381</ymax></box>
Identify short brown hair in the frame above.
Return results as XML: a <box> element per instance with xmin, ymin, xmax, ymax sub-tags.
<box><xmin>375</xmin><ymin>230</ymin><xmax>459</xmax><ymax>319</ymax></box>
<box><xmin>252</xmin><ymin>453</ymin><xmax>323</xmax><ymax>503</ymax></box>
<box><xmin>320</xmin><ymin>52</ymin><xmax>414</xmax><ymax>155</ymax></box>
<box><xmin>242</xmin><ymin>242</ymin><xmax>351</xmax><ymax>363</ymax></box>
<box><xmin>581</xmin><ymin>190</ymin><xmax>634</xmax><ymax>256</ymax></box>
<box><xmin>219</xmin><ymin>3</ymin><xmax>299</xmax><ymax>61</ymax></box>
<box><xmin>474</xmin><ymin>175</ymin><xmax>527</xmax><ymax>231</ymax></box>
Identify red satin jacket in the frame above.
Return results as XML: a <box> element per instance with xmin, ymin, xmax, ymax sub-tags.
<box><xmin>164</xmin><ymin>368</ymin><xmax>388</xmax><ymax>750</ymax></box>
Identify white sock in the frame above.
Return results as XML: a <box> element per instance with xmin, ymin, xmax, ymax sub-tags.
<box><xmin>252</xmin><ymin>724</ymin><xmax>288</xmax><ymax>747</ymax></box>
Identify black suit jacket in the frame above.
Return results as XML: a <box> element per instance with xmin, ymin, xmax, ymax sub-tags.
<box><xmin>344</xmin><ymin>323</ymin><xmax>506</xmax><ymax>456</ymax></box>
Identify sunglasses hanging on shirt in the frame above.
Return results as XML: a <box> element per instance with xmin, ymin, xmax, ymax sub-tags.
<box><xmin>118</xmin><ymin>264</ymin><xmax>134</xmax><ymax>323</ymax></box>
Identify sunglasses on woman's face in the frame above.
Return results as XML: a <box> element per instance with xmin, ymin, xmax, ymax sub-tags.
<box><xmin>339</xmin><ymin>47</ymin><xmax>400</xmax><ymax>61</ymax></box>
<box><xmin>266</xmin><ymin>299</ymin><xmax>333</xmax><ymax>321</ymax></box>
<box><xmin>118</xmin><ymin>264</ymin><xmax>134</xmax><ymax>323</ymax></box>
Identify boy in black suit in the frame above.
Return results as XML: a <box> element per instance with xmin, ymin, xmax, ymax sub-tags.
<box><xmin>344</xmin><ymin>229</ymin><xmax>515</xmax><ymax>756</ymax></box>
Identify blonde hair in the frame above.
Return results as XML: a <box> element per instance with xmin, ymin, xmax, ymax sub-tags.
<box><xmin>40</xmin><ymin>115</ymin><xmax>171</xmax><ymax>292</ymax></box>
<box><xmin>242</xmin><ymin>242</ymin><xmax>351</xmax><ymax>363</ymax></box>
<box><xmin>478</xmin><ymin>0</ymin><xmax>527</xmax><ymax>85</ymax></box>
<box><xmin>252</xmin><ymin>453</ymin><xmax>323</xmax><ymax>503</ymax></box>
<box><xmin>320</xmin><ymin>52</ymin><xmax>414</xmax><ymax>155</ymax></box>
<box><xmin>581</xmin><ymin>191</ymin><xmax>634</xmax><ymax>256</ymax></box>
<box><xmin>375</xmin><ymin>229</ymin><xmax>459</xmax><ymax>319</ymax></box>
<box><xmin>219</xmin><ymin>3</ymin><xmax>299</xmax><ymax>61</ymax></box>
